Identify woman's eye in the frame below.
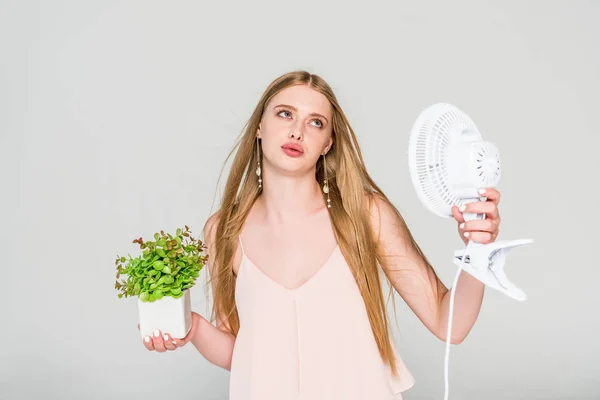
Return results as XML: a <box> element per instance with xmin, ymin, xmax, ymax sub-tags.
<box><xmin>277</xmin><ymin>110</ymin><xmax>323</xmax><ymax>129</ymax></box>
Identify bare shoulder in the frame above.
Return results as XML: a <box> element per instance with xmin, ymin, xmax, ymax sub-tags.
<box><xmin>202</xmin><ymin>211</ymin><xmax>221</xmax><ymax>272</ymax></box>
<box><xmin>202</xmin><ymin>210</ymin><xmax>242</xmax><ymax>276</ymax></box>
<box><xmin>203</xmin><ymin>210</ymin><xmax>221</xmax><ymax>243</ymax></box>
<box><xmin>204</xmin><ymin>209</ymin><xmax>228</xmax><ymax>260</ymax></box>
<box><xmin>365</xmin><ymin>192</ymin><xmax>404</xmax><ymax>242</ymax></box>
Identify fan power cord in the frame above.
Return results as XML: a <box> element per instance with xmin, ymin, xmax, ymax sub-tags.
<box><xmin>444</xmin><ymin>240</ymin><xmax>471</xmax><ymax>400</ymax></box>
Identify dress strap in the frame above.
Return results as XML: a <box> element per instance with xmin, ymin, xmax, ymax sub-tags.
<box><xmin>238</xmin><ymin>235</ymin><xmax>246</xmax><ymax>255</ymax></box>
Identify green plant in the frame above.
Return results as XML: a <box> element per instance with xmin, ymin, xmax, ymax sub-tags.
<box><xmin>114</xmin><ymin>225</ymin><xmax>207</xmax><ymax>302</ymax></box>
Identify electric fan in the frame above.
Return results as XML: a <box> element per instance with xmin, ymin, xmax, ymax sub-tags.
<box><xmin>408</xmin><ymin>102</ymin><xmax>532</xmax><ymax>299</ymax></box>
<box><xmin>407</xmin><ymin>103</ymin><xmax>533</xmax><ymax>400</ymax></box>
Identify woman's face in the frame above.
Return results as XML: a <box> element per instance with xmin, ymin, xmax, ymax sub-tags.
<box><xmin>257</xmin><ymin>84</ymin><xmax>333</xmax><ymax>175</ymax></box>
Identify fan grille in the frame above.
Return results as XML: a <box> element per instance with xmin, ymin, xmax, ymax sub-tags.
<box><xmin>408</xmin><ymin>103</ymin><xmax>484</xmax><ymax>218</ymax></box>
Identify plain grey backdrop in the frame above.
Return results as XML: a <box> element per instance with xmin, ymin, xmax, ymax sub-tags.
<box><xmin>1</xmin><ymin>1</ymin><xmax>599</xmax><ymax>399</ymax></box>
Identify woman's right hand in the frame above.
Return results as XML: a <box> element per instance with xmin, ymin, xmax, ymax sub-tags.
<box><xmin>139</xmin><ymin>311</ymin><xmax>202</xmax><ymax>352</ymax></box>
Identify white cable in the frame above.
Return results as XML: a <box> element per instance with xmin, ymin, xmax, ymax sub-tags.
<box><xmin>444</xmin><ymin>240</ymin><xmax>471</xmax><ymax>400</ymax></box>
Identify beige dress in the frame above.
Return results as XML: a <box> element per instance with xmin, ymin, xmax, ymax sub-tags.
<box><xmin>229</xmin><ymin>236</ymin><xmax>415</xmax><ymax>400</ymax></box>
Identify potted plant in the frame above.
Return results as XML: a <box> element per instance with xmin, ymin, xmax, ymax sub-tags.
<box><xmin>115</xmin><ymin>225</ymin><xmax>206</xmax><ymax>339</ymax></box>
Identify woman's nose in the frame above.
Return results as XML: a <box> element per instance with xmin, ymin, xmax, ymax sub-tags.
<box><xmin>288</xmin><ymin>122</ymin><xmax>304</xmax><ymax>139</ymax></box>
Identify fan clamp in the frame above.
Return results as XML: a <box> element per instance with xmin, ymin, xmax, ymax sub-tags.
<box><xmin>453</xmin><ymin>238</ymin><xmax>533</xmax><ymax>301</ymax></box>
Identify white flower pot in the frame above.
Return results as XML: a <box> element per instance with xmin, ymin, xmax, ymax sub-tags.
<box><xmin>138</xmin><ymin>289</ymin><xmax>192</xmax><ymax>339</ymax></box>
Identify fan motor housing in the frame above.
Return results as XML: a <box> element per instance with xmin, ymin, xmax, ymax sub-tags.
<box><xmin>447</xmin><ymin>140</ymin><xmax>501</xmax><ymax>198</ymax></box>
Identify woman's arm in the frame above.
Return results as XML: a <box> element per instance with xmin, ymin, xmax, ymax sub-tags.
<box><xmin>188</xmin><ymin>212</ymin><xmax>236</xmax><ymax>370</ymax></box>
<box><xmin>190</xmin><ymin>313</ymin><xmax>236</xmax><ymax>370</ymax></box>
<box><xmin>368</xmin><ymin>193</ymin><xmax>500</xmax><ymax>344</ymax></box>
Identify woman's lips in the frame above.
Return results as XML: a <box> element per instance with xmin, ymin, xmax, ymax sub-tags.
<box><xmin>281</xmin><ymin>145</ymin><xmax>303</xmax><ymax>157</ymax></box>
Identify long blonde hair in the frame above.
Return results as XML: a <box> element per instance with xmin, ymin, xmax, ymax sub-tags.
<box><xmin>205</xmin><ymin>70</ymin><xmax>442</xmax><ymax>377</ymax></box>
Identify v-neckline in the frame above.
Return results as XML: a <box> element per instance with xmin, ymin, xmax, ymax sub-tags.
<box><xmin>239</xmin><ymin>237</ymin><xmax>340</xmax><ymax>293</ymax></box>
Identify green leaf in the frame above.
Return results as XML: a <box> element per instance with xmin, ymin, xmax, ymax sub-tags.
<box><xmin>154</xmin><ymin>233</ymin><xmax>159</xmax><ymax>241</ymax></box>
<box><xmin>157</xmin><ymin>239</ymin><xmax>166</xmax><ymax>247</ymax></box>
<box><xmin>162</xmin><ymin>266</ymin><xmax>171</xmax><ymax>275</ymax></box>
<box><xmin>170</xmin><ymin>287</ymin><xmax>181</xmax><ymax>295</ymax></box>
<box><xmin>152</xmin><ymin>261</ymin><xmax>164</xmax><ymax>271</ymax></box>
<box><xmin>140</xmin><ymin>292</ymin><xmax>149</xmax><ymax>302</ymax></box>
<box><xmin>156</xmin><ymin>249</ymin><xmax>167</xmax><ymax>257</ymax></box>
<box><xmin>176</xmin><ymin>228</ymin><xmax>181</xmax><ymax>236</ymax></box>
<box><xmin>163</xmin><ymin>276</ymin><xmax>174</xmax><ymax>285</ymax></box>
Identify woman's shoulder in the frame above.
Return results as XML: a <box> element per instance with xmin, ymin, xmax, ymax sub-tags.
<box><xmin>202</xmin><ymin>210</ymin><xmax>243</xmax><ymax>275</ymax></box>
<box><xmin>364</xmin><ymin>191</ymin><xmax>405</xmax><ymax>241</ymax></box>
<box><xmin>202</xmin><ymin>210</ymin><xmax>222</xmax><ymax>249</ymax></box>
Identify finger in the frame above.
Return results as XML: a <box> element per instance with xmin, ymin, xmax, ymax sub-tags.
<box><xmin>142</xmin><ymin>335</ymin><xmax>155</xmax><ymax>351</ymax></box>
<box><xmin>459</xmin><ymin>201</ymin><xmax>499</xmax><ymax>219</ymax></box>
<box><xmin>152</xmin><ymin>329</ymin><xmax>167</xmax><ymax>353</ymax></box>
<box><xmin>478</xmin><ymin>188</ymin><xmax>500</xmax><ymax>205</ymax></box>
<box><xmin>162</xmin><ymin>333</ymin><xmax>178</xmax><ymax>351</ymax></box>
<box><xmin>452</xmin><ymin>206</ymin><xmax>465</xmax><ymax>224</ymax></box>
<box><xmin>460</xmin><ymin>219</ymin><xmax>497</xmax><ymax>234</ymax></box>
<box><xmin>463</xmin><ymin>231</ymin><xmax>494</xmax><ymax>244</ymax></box>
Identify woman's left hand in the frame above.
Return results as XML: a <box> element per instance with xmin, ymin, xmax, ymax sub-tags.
<box><xmin>451</xmin><ymin>188</ymin><xmax>501</xmax><ymax>246</ymax></box>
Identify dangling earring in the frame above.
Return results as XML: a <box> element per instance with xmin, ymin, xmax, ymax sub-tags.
<box><xmin>256</xmin><ymin>137</ymin><xmax>262</xmax><ymax>189</ymax></box>
<box><xmin>322</xmin><ymin>153</ymin><xmax>331</xmax><ymax>208</ymax></box>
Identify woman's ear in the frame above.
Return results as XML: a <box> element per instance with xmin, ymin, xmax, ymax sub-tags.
<box><xmin>324</xmin><ymin>137</ymin><xmax>333</xmax><ymax>154</ymax></box>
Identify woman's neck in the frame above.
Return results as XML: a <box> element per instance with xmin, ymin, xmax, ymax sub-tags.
<box><xmin>256</xmin><ymin>170</ymin><xmax>326</xmax><ymax>223</ymax></box>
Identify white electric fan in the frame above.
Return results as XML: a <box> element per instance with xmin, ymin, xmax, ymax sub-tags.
<box><xmin>407</xmin><ymin>103</ymin><xmax>533</xmax><ymax>400</ymax></box>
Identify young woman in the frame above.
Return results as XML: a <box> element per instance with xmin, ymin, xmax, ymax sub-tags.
<box><xmin>141</xmin><ymin>71</ymin><xmax>502</xmax><ymax>399</ymax></box>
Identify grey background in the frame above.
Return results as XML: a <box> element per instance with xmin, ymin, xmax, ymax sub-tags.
<box><xmin>1</xmin><ymin>1</ymin><xmax>598</xmax><ymax>399</ymax></box>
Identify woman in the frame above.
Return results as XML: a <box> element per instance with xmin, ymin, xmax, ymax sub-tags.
<box><xmin>142</xmin><ymin>71</ymin><xmax>502</xmax><ymax>399</ymax></box>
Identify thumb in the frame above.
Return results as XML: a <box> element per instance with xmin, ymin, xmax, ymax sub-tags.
<box><xmin>452</xmin><ymin>206</ymin><xmax>465</xmax><ymax>224</ymax></box>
